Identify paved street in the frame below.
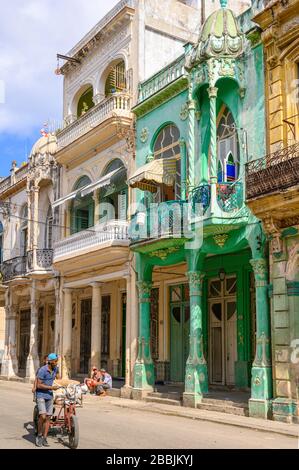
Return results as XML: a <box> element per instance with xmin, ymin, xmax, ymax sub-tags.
<box><xmin>0</xmin><ymin>381</ymin><xmax>297</xmax><ymax>450</ymax></box>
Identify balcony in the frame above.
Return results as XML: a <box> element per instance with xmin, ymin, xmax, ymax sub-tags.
<box><xmin>246</xmin><ymin>142</ymin><xmax>299</xmax><ymax>200</ymax></box>
<box><xmin>129</xmin><ymin>201</ymin><xmax>189</xmax><ymax>247</ymax></box>
<box><xmin>27</xmin><ymin>249</ymin><xmax>54</xmax><ymax>271</ymax></box>
<box><xmin>53</xmin><ymin>220</ymin><xmax>129</xmax><ymax>262</ymax></box>
<box><xmin>217</xmin><ymin>183</ymin><xmax>244</xmax><ymax>212</ymax></box>
<box><xmin>1</xmin><ymin>256</ymin><xmax>27</xmax><ymax>283</ymax></box>
<box><xmin>0</xmin><ymin>164</ymin><xmax>28</xmax><ymax>196</ymax></box>
<box><xmin>56</xmin><ymin>93</ymin><xmax>132</xmax><ymax>152</ymax></box>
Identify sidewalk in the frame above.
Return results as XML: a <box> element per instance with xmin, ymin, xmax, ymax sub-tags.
<box><xmin>84</xmin><ymin>394</ymin><xmax>299</xmax><ymax>438</ymax></box>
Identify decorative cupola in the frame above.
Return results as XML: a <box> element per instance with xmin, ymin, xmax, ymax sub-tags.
<box><xmin>28</xmin><ymin>134</ymin><xmax>58</xmax><ymax>184</ymax></box>
<box><xmin>188</xmin><ymin>0</ymin><xmax>244</xmax><ymax>66</ymax></box>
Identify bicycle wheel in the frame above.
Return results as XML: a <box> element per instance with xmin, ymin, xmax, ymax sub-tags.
<box><xmin>33</xmin><ymin>405</ymin><xmax>39</xmax><ymax>436</ymax></box>
<box><xmin>69</xmin><ymin>415</ymin><xmax>79</xmax><ymax>449</ymax></box>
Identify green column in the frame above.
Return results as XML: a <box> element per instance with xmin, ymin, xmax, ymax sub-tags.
<box><xmin>133</xmin><ymin>281</ymin><xmax>155</xmax><ymax>395</ymax></box>
<box><xmin>208</xmin><ymin>86</ymin><xmax>218</xmax><ymax>215</ymax></box>
<box><xmin>183</xmin><ymin>271</ymin><xmax>208</xmax><ymax>408</ymax></box>
<box><xmin>249</xmin><ymin>258</ymin><xmax>273</xmax><ymax>419</ymax></box>
<box><xmin>180</xmin><ymin>139</ymin><xmax>187</xmax><ymax>201</ymax></box>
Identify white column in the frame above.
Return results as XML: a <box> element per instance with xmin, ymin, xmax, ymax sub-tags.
<box><xmin>1</xmin><ymin>288</ymin><xmax>18</xmax><ymax>377</ymax></box>
<box><xmin>26</xmin><ymin>280</ymin><xmax>40</xmax><ymax>379</ymax></box>
<box><xmin>62</xmin><ymin>288</ymin><xmax>72</xmax><ymax>378</ymax></box>
<box><xmin>90</xmin><ymin>282</ymin><xmax>102</xmax><ymax>369</ymax></box>
<box><xmin>54</xmin><ymin>278</ymin><xmax>62</xmax><ymax>360</ymax></box>
<box><xmin>32</xmin><ymin>185</ymin><xmax>39</xmax><ymax>270</ymax></box>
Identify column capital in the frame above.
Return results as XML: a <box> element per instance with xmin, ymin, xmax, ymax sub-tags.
<box><xmin>250</xmin><ymin>258</ymin><xmax>268</xmax><ymax>281</ymax></box>
<box><xmin>63</xmin><ymin>287</ymin><xmax>72</xmax><ymax>295</ymax></box>
<box><xmin>137</xmin><ymin>281</ymin><xmax>152</xmax><ymax>302</ymax></box>
<box><xmin>187</xmin><ymin>271</ymin><xmax>204</xmax><ymax>287</ymax></box>
<box><xmin>90</xmin><ymin>282</ymin><xmax>103</xmax><ymax>289</ymax></box>
<box><xmin>208</xmin><ymin>86</ymin><xmax>218</xmax><ymax>99</ymax></box>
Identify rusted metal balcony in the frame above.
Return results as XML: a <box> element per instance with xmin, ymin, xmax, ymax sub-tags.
<box><xmin>0</xmin><ymin>256</ymin><xmax>27</xmax><ymax>282</ymax></box>
<box><xmin>246</xmin><ymin>142</ymin><xmax>299</xmax><ymax>200</ymax></box>
<box><xmin>27</xmin><ymin>249</ymin><xmax>54</xmax><ymax>271</ymax></box>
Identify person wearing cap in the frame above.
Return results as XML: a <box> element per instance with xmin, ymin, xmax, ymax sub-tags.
<box><xmin>35</xmin><ymin>353</ymin><xmax>60</xmax><ymax>447</ymax></box>
<box><xmin>84</xmin><ymin>366</ymin><xmax>100</xmax><ymax>394</ymax></box>
<box><xmin>95</xmin><ymin>369</ymin><xmax>112</xmax><ymax>396</ymax></box>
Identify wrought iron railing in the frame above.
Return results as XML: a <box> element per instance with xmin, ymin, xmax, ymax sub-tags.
<box><xmin>57</xmin><ymin>93</ymin><xmax>131</xmax><ymax>149</ymax></box>
<box><xmin>246</xmin><ymin>142</ymin><xmax>299</xmax><ymax>199</ymax></box>
<box><xmin>138</xmin><ymin>54</ymin><xmax>186</xmax><ymax>103</ymax></box>
<box><xmin>27</xmin><ymin>249</ymin><xmax>54</xmax><ymax>271</ymax></box>
<box><xmin>217</xmin><ymin>182</ymin><xmax>243</xmax><ymax>212</ymax></box>
<box><xmin>129</xmin><ymin>200</ymin><xmax>188</xmax><ymax>244</ymax></box>
<box><xmin>0</xmin><ymin>256</ymin><xmax>27</xmax><ymax>282</ymax></box>
<box><xmin>54</xmin><ymin>220</ymin><xmax>129</xmax><ymax>259</ymax></box>
<box><xmin>191</xmin><ymin>184</ymin><xmax>211</xmax><ymax>214</ymax></box>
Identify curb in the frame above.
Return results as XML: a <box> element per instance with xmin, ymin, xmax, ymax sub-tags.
<box><xmin>89</xmin><ymin>396</ymin><xmax>299</xmax><ymax>438</ymax></box>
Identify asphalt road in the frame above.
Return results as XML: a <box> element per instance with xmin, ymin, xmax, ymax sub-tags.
<box><xmin>0</xmin><ymin>381</ymin><xmax>297</xmax><ymax>450</ymax></box>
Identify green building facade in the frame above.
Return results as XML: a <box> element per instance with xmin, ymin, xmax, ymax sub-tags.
<box><xmin>128</xmin><ymin>1</ymin><xmax>272</xmax><ymax>419</ymax></box>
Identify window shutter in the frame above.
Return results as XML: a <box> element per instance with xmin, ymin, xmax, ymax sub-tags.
<box><xmin>118</xmin><ymin>189</ymin><xmax>127</xmax><ymax>221</ymax></box>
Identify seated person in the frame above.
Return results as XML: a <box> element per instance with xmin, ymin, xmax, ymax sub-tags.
<box><xmin>84</xmin><ymin>367</ymin><xmax>99</xmax><ymax>394</ymax></box>
<box><xmin>95</xmin><ymin>369</ymin><xmax>112</xmax><ymax>396</ymax></box>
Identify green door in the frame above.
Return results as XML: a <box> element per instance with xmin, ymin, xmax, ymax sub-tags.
<box><xmin>170</xmin><ymin>303</ymin><xmax>190</xmax><ymax>382</ymax></box>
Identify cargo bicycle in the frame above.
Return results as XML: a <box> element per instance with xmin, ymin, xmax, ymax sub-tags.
<box><xmin>33</xmin><ymin>383</ymin><xmax>84</xmax><ymax>449</ymax></box>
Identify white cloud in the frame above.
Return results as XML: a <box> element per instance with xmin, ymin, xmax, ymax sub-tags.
<box><xmin>0</xmin><ymin>0</ymin><xmax>119</xmax><ymax>137</ymax></box>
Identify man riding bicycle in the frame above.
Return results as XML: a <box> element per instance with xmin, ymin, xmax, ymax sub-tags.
<box><xmin>35</xmin><ymin>353</ymin><xmax>60</xmax><ymax>447</ymax></box>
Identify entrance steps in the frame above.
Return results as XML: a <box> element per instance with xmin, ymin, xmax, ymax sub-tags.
<box><xmin>144</xmin><ymin>391</ymin><xmax>249</xmax><ymax>416</ymax></box>
<box><xmin>197</xmin><ymin>397</ymin><xmax>249</xmax><ymax>417</ymax></box>
<box><xmin>145</xmin><ymin>392</ymin><xmax>182</xmax><ymax>407</ymax></box>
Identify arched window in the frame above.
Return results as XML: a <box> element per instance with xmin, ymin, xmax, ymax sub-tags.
<box><xmin>20</xmin><ymin>204</ymin><xmax>28</xmax><ymax>256</ymax></box>
<box><xmin>45</xmin><ymin>207</ymin><xmax>53</xmax><ymax>249</ymax></box>
<box><xmin>153</xmin><ymin>124</ymin><xmax>181</xmax><ymax>201</ymax></box>
<box><xmin>0</xmin><ymin>221</ymin><xmax>3</xmax><ymax>263</ymax></box>
<box><xmin>77</xmin><ymin>86</ymin><xmax>94</xmax><ymax>118</ymax></box>
<box><xmin>70</xmin><ymin>176</ymin><xmax>94</xmax><ymax>234</ymax></box>
<box><xmin>216</xmin><ymin>108</ymin><xmax>240</xmax><ymax>183</ymax></box>
<box><xmin>99</xmin><ymin>159</ymin><xmax>128</xmax><ymax>222</ymax></box>
<box><xmin>105</xmin><ymin>61</ymin><xmax>126</xmax><ymax>97</ymax></box>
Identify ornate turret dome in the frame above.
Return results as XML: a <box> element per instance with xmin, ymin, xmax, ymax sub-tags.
<box><xmin>189</xmin><ymin>0</ymin><xmax>244</xmax><ymax>66</ymax></box>
<box><xmin>30</xmin><ymin>134</ymin><xmax>57</xmax><ymax>157</ymax></box>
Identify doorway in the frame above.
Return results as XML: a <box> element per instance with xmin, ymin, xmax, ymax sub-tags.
<box><xmin>19</xmin><ymin>309</ymin><xmax>30</xmax><ymax>373</ymax></box>
<box><xmin>80</xmin><ymin>299</ymin><xmax>92</xmax><ymax>374</ymax></box>
<box><xmin>170</xmin><ymin>284</ymin><xmax>190</xmax><ymax>382</ymax></box>
<box><xmin>209</xmin><ymin>277</ymin><xmax>237</xmax><ymax>386</ymax></box>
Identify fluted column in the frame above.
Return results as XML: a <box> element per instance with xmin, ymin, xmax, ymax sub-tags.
<box><xmin>208</xmin><ymin>86</ymin><xmax>218</xmax><ymax>215</ymax></box>
<box><xmin>62</xmin><ymin>288</ymin><xmax>72</xmax><ymax>378</ymax></box>
<box><xmin>183</xmin><ymin>271</ymin><xmax>208</xmax><ymax>407</ymax></box>
<box><xmin>26</xmin><ymin>280</ymin><xmax>40</xmax><ymax>379</ymax></box>
<box><xmin>90</xmin><ymin>282</ymin><xmax>102</xmax><ymax>369</ymax></box>
<box><xmin>249</xmin><ymin>258</ymin><xmax>273</xmax><ymax>419</ymax></box>
<box><xmin>133</xmin><ymin>281</ymin><xmax>154</xmax><ymax>396</ymax></box>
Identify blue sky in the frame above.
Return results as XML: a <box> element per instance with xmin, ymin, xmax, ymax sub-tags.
<box><xmin>0</xmin><ymin>0</ymin><xmax>119</xmax><ymax>177</ymax></box>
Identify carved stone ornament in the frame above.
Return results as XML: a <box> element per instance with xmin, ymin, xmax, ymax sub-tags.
<box><xmin>250</xmin><ymin>258</ymin><xmax>268</xmax><ymax>278</ymax></box>
<box><xmin>140</xmin><ymin>127</ymin><xmax>149</xmax><ymax>143</ymax></box>
<box><xmin>180</xmin><ymin>103</ymin><xmax>189</xmax><ymax>121</ymax></box>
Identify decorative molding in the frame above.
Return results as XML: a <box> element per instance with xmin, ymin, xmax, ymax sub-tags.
<box><xmin>149</xmin><ymin>246</ymin><xmax>180</xmax><ymax>260</ymax></box>
<box><xmin>213</xmin><ymin>234</ymin><xmax>228</xmax><ymax>248</ymax></box>
<box><xmin>180</xmin><ymin>103</ymin><xmax>189</xmax><ymax>121</ymax></box>
<box><xmin>140</xmin><ymin>127</ymin><xmax>149</xmax><ymax>143</ymax></box>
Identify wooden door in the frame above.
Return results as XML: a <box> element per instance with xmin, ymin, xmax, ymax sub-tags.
<box><xmin>19</xmin><ymin>310</ymin><xmax>30</xmax><ymax>372</ymax></box>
